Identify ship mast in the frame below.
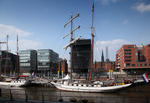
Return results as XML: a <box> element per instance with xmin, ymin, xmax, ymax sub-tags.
<box><xmin>90</xmin><ymin>2</ymin><xmax>95</xmax><ymax>80</ymax></box>
<box><xmin>63</xmin><ymin>13</ymin><xmax>80</xmax><ymax>81</ymax></box>
<box><xmin>16</xmin><ymin>34</ymin><xmax>19</xmax><ymax>77</ymax></box>
<box><xmin>5</xmin><ymin>35</ymin><xmax>9</xmax><ymax>75</ymax></box>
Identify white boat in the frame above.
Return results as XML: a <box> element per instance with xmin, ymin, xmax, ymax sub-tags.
<box><xmin>51</xmin><ymin>81</ymin><xmax>132</xmax><ymax>93</ymax></box>
<box><xmin>0</xmin><ymin>79</ymin><xmax>30</xmax><ymax>87</ymax></box>
<box><xmin>0</xmin><ymin>75</ymin><xmax>32</xmax><ymax>87</ymax></box>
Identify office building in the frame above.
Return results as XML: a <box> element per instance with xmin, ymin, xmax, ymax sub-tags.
<box><xmin>37</xmin><ymin>49</ymin><xmax>59</xmax><ymax>77</ymax></box>
<box><xmin>19</xmin><ymin>50</ymin><xmax>37</xmax><ymax>74</ymax></box>
<box><xmin>72</xmin><ymin>39</ymin><xmax>91</xmax><ymax>77</ymax></box>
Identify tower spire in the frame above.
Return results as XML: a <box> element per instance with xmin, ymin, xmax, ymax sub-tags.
<box><xmin>101</xmin><ymin>50</ymin><xmax>104</xmax><ymax>62</ymax></box>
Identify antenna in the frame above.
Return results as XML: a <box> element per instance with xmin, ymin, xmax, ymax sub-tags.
<box><xmin>63</xmin><ymin>13</ymin><xmax>80</xmax><ymax>82</ymax></box>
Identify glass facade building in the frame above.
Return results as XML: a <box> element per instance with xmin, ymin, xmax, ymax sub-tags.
<box><xmin>19</xmin><ymin>50</ymin><xmax>37</xmax><ymax>74</ymax></box>
<box><xmin>37</xmin><ymin>49</ymin><xmax>59</xmax><ymax>77</ymax></box>
<box><xmin>72</xmin><ymin>39</ymin><xmax>91</xmax><ymax>78</ymax></box>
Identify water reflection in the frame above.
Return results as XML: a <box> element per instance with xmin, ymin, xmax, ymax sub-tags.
<box><xmin>0</xmin><ymin>83</ymin><xmax>150</xmax><ymax>103</ymax></box>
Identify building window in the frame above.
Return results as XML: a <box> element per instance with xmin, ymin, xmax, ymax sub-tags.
<box><xmin>132</xmin><ymin>64</ymin><xmax>135</xmax><ymax>66</ymax></box>
<box><xmin>128</xmin><ymin>46</ymin><xmax>134</xmax><ymax>48</ymax></box>
<box><xmin>125</xmin><ymin>53</ymin><xmax>131</xmax><ymax>55</ymax></box>
<box><xmin>140</xmin><ymin>64</ymin><xmax>143</xmax><ymax>66</ymax></box>
<box><xmin>126</xmin><ymin>63</ymin><xmax>130</xmax><ymax>67</ymax></box>
<box><xmin>124</xmin><ymin>49</ymin><xmax>131</xmax><ymax>52</ymax></box>
<box><xmin>125</xmin><ymin>60</ymin><xmax>131</xmax><ymax>62</ymax></box>
<box><xmin>145</xmin><ymin>64</ymin><xmax>147</xmax><ymax>66</ymax></box>
<box><xmin>125</xmin><ymin>56</ymin><xmax>131</xmax><ymax>59</ymax></box>
<box><xmin>137</xmin><ymin>64</ymin><xmax>139</xmax><ymax>66</ymax></box>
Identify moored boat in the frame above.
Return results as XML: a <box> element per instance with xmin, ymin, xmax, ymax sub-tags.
<box><xmin>0</xmin><ymin>75</ymin><xmax>31</xmax><ymax>87</ymax></box>
<box><xmin>51</xmin><ymin>80</ymin><xmax>132</xmax><ymax>93</ymax></box>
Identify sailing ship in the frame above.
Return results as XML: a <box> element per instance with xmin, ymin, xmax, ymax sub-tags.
<box><xmin>51</xmin><ymin>80</ymin><xmax>131</xmax><ymax>92</ymax></box>
<box><xmin>52</xmin><ymin>3</ymin><xmax>132</xmax><ymax>92</ymax></box>
<box><xmin>0</xmin><ymin>35</ymin><xmax>31</xmax><ymax>87</ymax></box>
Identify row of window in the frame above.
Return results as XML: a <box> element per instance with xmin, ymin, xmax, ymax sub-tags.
<box><xmin>20</xmin><ymin>63</ymin><xmax>30</xmax><ymax>66</ymax></box>
<box><xmin>125</xmin><ymin>53</ymin><xmax>131</xmax><ymax>55</ymax></box>
<box><xmin>125</xmin><ymin>60</ymin><xmax>131</xmax><ymax>62</ymax></box>
<box><xmin>125</xmin><ymin>56</ymin><xmax>131</xmax><ymax>59</ymax></box>
<box><xmin>126</xmin><ymin>63</ymin><xmax>150</xmax><ymax>67</ymax></box>
<box><xmin>124</xmin><ymin>49</ymin><xmax>131</xmax><ymax>51</ymax></box>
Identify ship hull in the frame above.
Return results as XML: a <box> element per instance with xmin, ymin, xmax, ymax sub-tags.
<box><xmin>51</xmin><ymin>82</ymin><xmax>132</xmax><ymax>93</ymax></box>
<box><xmin>0</xmin><ymin>80</ymin><xmax>30</xmax><ymax>87</ymax></box>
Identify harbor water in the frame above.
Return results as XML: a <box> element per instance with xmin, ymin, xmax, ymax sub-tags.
<box><xmin>0</xmin><ymin>83</ymin><xmax>150</xmax><ymax>103</ymax></box>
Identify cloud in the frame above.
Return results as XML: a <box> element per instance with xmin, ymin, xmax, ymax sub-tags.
<box><xmin>94</xmin><ymin>39</ymin><xmax>131</xmax><ymax>61</ymax></box>
<box><xmin>6</xmin><ymin>39</ymin><xmax>42</xmax><ymax>53</ymax></box>
<box><xmin>96</xmin><ymin>0</ymin><xmax>120</xmax><ymax>5</ymax></box>
<box><xmin>134</xmin><ymin>3</ymin><xmax>150</xmax><ymax>13</ymax></box>
<box><xmin>0</xmin><ymin>24</ymin><xmax>42</xmax><ymax>53</ymax></box>
<box><xmin>0</xmin><ymin>24</ymin><xmax>32</xmax><ymax>37</ymax></box>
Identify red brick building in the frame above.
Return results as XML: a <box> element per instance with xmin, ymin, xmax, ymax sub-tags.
<box><xmin>92</xmin><ymin>50</ymin><xmax>116</xmax><ymax>78</ymax></box>
<box><xmin>58</xmin><ymin>59</ymin><xmax>68</xmax><ymax>76</ymax></box>
<box><xmin>93</xmin><ymin>61</ymin><xmax>115</xmax><ymax>72</ymax></box>
<box><xmin>116</xmin><ymin>44</ymin><xmax>150</xmax><ymax>74</ymax></box>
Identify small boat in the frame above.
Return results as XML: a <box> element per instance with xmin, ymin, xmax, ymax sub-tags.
<box><xmin>0</xmin><ymin>75</ymin><xmax>31</xmax><ymax>87</ymax></box>
<box><xmin>0</xmin><ymin>79</ymin><xmax>29</xmax><ymax>87</ymax></box>
<box><xmin>51</xmin><ymin>80</ymin><xmax>132</xmax><ymax>93</ymax></box>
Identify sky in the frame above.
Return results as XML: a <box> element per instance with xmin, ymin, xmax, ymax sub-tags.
<box><xmin>0</xmin><ymin>0</ymin><xmax>150</xmax><ymax>62</ymax></box>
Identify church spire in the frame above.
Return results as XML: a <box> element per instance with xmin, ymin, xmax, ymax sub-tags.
<box><xmin>101</xmin><ymin>50</ymin><xmax>104</xmax><ymax>62</ymax></box>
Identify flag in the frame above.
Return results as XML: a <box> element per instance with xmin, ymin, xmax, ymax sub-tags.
<box><xmin>31</xmin><ymin>72</ymin><xmax>34</xmax><ymax>78</ymax></box>
<box><xmin>142</xmin><ymin>73</ymin><xmax>149</xmax><ymax>83</ymax></box>
<box><xmin>92</xmin><ymin>2</ymin><xmax>94</xmax><ymax>12</ymax></box>
<box><xmin>32</xmin><ymin>72</ymin><xmax>34</xmax><ymax>76</ymax></box>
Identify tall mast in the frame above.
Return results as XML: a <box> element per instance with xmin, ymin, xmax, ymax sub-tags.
<box><xmin>70</xmin><ymin>15</ymin><xmax>73</xmax><ymax>81</ymax></box>
<box><xmin>5</xmin><ymin>35</ymin><xmax>9</xmax><ymax>75</ymax></box>
<box><xmin>90</xmin><ymin>2</ymin><xmax>95</xmax><ymax>80</ymax></box>
<box><xmin>16</xmin><ymin>34</ymin><xmax>19</xmax><ymax>76</ymax></box>
<box><xmin>63</xmin><ymin>13</ymin><xmax>80</xmax><ymax>82</ymax></box>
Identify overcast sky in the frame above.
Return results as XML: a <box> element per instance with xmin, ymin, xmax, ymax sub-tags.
<box><xmin>0</xmin><ymin>0</ymin><xmax>150</xmax><ymax>62</ymax></box>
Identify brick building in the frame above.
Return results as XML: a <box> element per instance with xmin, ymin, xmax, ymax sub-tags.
<box><xmin>116</xmin><ymin>44</ymin><xmax>150</xmax><ymax>75</ymax></box>
<box><xmin>93</xmin><ymin>50</ymin><xmax>116</xmax><ymax>78</ymax></box>
<box><xmin>58</xmin><ymin>58</ymin><xmax>68</xmax><ymax>78</ymax></box>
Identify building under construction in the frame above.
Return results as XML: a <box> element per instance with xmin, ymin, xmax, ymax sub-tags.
<box><xmin>72</xmin><ymin>39</ymin><xmax>91</xmax><ymax>78</ymax></box>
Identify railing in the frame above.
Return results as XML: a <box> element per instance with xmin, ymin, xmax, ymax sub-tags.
<box><xmin>0</xmin><ymin>87</ymin><xmax>150</xmax><ymax>103</ymax></box>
